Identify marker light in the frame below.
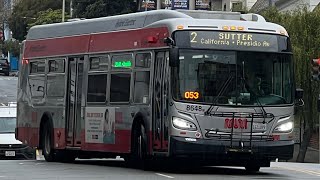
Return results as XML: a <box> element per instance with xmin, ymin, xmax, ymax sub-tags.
<box><xmin>22</xmin><ymin>59</ymin><xmax>29</xmax><ymax>65</ymax></box>
<box><xmin>177</xmin><ymin>25</ymin><xmax>184</xmax><ymax>30</ymax></box>
<box><xmin>230</xmin><ymin>26</ymin><xmax>236</xmax><ymax>30</ymax></box>
<box><xmin>172</xmin><ymin>117</ymin><xmax>197</xmax><ymax>131</ymax></box>
<box><xmin>223</xmin><ymin>26</ymin><xmax>229</xmax><ymax>30</ymax></box>
<box><xmin>237</xmin><ymin>26</ymin><xmax>244</xmax><ymax>30</ymax></box>
<box><xmin>147</xmin><ymin>36</ymin><xmax>157</xmax><ymax>43</ymax></box>
<box><xmin>273</xmin><ymin>121</ymin><xmax>293</xmax><ymax>133</ymax></box>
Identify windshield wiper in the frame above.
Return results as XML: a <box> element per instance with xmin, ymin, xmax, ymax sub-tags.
<box><xmin>205</xmin><ymin>74</ymin><xmax>234</xmax><ymax>115</ymax></box>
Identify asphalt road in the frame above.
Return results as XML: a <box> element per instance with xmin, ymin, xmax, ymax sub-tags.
<box><xmin>0</xmin><ymin>76</ymin><xmax>17</xmax><ymax>104</ymax></box>
<box><xmin>0</xmin><ymin>160</ymin><xmax>319</xmax><ymax>180</ymax></box>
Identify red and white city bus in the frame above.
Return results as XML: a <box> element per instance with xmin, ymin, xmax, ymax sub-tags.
<box><xmin>17</xmin><ymin>10</ymin><xmax>302</xmax><ymax>171</ymax></box>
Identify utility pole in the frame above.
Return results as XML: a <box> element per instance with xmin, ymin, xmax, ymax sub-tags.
<box><xmin>62</xmin><ymin>0</ymin><xmax>65</xmax><ymax>22</ymax></box>
<box><xmin>70</xmin><ymin>0</ymin><xmax>73</xmax><ymax>18</ymax></box>
<box><xmin>189</xmin><ymin>0</ymin><xmax>195</xmax><ymax>10</ymax></box>
<box><xmin>157</xmin><ymin>0</ymin><xmax>161</xmax><ymax>9</ymax></box>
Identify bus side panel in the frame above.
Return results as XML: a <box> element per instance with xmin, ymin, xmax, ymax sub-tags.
<box><xmin>16</xmin><ymin>102</ymin><xmax>39</xmax><ymax>148</ymax></box>
<box><xmin>89</xmin><ymin>27</ymin><xmax>169</xmax><ymax>53</ymax></box>
<box><xmin>81</xmin><ymin>106</ymin><xmax>152</xmax><ymax>154</ymax></box>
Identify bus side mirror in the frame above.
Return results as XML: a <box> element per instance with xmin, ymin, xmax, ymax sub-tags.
<box><xmin>295</xmin><ymin>88</ymin><xmax>303</xmax><ymax>99</ymax></box>
<box><xmin>169</xmin><ymin>47</ymin><xmax>179</xmax><ymax>67</ymax></box>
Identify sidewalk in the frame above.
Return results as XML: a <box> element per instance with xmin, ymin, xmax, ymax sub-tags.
<box><xmin>9</xmin><ymin>71</ymin><xmax>18</xmax><ymax>77</ymax></box>
<box><xmin>290</xmin><ymin>144</ymin><xmax>320</xmax><ymax>163</ymax></box>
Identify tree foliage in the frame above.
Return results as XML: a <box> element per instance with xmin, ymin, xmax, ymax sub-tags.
<box><xmin>27</xmin><ymin>9</ymin><xmax>69</xmax><ymax>30</ymax></box>
<box><xmin>73</xmin><ymin>0</ymin><xmax>136</xmax><ymax>19</ymax></box>
<box><xmin>261</xmin><ymin>7</ymin><xmax>320</xmax><ymax>162</ymax></box>
<box><xmin>9</xmin><ymin>0</ymin><xmax>70</xmax><ymax>41</ymax></box>
<box><xmin>0</xmin><ymin>40</ymin><xmax>21</xmax><ymax>57</ymax></box>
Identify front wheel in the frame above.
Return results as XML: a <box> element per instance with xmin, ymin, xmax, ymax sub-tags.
<box><xmin>42</xmin><ymin>122</ymin><xmax>56</xmax><ymax>162</ymax></box>
<box><xmin>127</xmin><ymin>124</ymin><xmax>148</xmax><ymax>169</ymax></box>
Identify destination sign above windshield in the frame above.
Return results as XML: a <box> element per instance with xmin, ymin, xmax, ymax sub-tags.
<box><xmin>175</xmin><ymin>31</ymin><xmax>282</xmax><ymax>52</ymax></box>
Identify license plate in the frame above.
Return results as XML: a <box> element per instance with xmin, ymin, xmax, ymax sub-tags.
<box><xmin>252</xmin><ymin>123</ymin><xmax>267</xmax><ymax>130</ymax></box>
<box><xmin>5</xmin><ymin>151</ymin><xmax>15</xmax><ymax>157</ymax></box>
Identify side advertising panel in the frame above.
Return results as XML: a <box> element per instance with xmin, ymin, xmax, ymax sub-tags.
<box><xmin>85</xmin><ymin>107</ymin><xmax>115</xmax><ymax>144</ymax></box>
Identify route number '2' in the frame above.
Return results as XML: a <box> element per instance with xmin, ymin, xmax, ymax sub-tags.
<box><xmin>190</xmin><ymin>32</ymin><xmax>198</xmax><ymax>43</ymax></box>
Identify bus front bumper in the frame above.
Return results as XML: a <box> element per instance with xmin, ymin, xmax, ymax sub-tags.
<box><xmin>169</xmin><ymin>136</ymin><xmax>294</xmax><ymax>162</ymax></box>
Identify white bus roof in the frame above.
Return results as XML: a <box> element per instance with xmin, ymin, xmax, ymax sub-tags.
<box><xmin>26</xmin><ymin>10</ymin><xmax>287</xmax><ymax>41</ymax></box>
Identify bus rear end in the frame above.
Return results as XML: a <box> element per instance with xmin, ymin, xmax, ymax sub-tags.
<box><xmin>166</xmin><ymin>29</ymin><xmax>297</xmax><ymax>171</ymax></box>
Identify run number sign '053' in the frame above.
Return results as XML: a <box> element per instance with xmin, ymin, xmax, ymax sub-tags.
<box><xmin>189</xmin><ymin>31</ymin><xmax>278</xmax><ymax>52</ymax></box>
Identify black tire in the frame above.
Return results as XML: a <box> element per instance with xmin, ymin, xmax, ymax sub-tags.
<box><xmin>245</xmin><ymin>164</ymin><xmax>261</xmax><ymax>172</ymax></box>
<box><xmin>127</xmin><ymin>124</ymin><xmax>149</xmax><ymax>169</ymax></box>
<box><xmin>42</xmin><ymin>122</ymin><xmax>56</xmax><ymax>162</ymax></box>
<box><xmin>5</xmin><ymin>72</ymin><xmax>9</xmax><ymax>76</ymax></box>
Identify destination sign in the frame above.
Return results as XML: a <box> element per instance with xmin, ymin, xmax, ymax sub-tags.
<box><xmin>112</xmin><ymin>60</ymin><xmax>132</xmax><ymax>68</ymax></box>
<box><xmin>175</xmin><ymin>31</ymin><xmax>282</xmax><ymax>52</ymax></box>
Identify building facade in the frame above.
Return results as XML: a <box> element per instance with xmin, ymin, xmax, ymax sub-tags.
<box><xmin>251</xmin><ymin>0</ymin><xmax>320</xmax><ymax>13</ymax></box>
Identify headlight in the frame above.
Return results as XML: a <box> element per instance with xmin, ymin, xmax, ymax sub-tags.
<box><xmin>273</xmin><ymin>121</ymin><xmax>293</xmax><ymax>133</ymax></box>
<box><xmin>172</xmin><ymin>117</ymin><xmax>197</xmax><ymax>131</ymax></box>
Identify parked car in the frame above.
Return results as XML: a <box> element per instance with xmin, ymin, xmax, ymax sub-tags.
<box><xmin>0</xmin><ymin>58</ymin><xmax>10</xmax><ymax>76</ymax></box>
<box><xmin>0</xmin><ymin>103</ymin><xmax>35</xmax><ymax>160</ymax></box>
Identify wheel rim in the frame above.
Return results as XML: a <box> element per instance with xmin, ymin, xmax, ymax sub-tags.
<box><xmin>138</xmin><ymin>135</ymin><xmax>142</xmax><ymax>158</ymax></box>
<box><xmin>44</xmin><ymin>130</ymin><xmax>51</xmax><ymax>155</ymax></box>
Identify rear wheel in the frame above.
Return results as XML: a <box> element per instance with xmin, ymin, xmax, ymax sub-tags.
<box><xmin>42</xmin><ymin>122</ymin><xmax>56</xmax><ymax>162</ymax></box>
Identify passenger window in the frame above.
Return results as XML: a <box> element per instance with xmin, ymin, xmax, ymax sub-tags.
<box><xmin>30</xmin><ymin>61</ymin><xmax>45</xmax><ymax>74</ymax></box>
<box><xmin>87</xmin><ymin>74</ymin><xmax>107</xmax><ymax>103</ymax></box>
<box><xmin>135</xmin><ymin>53</ymin><xmax>151</xmax><ymax>68</ymax></box>
<box><xmin>134</xmin><ymin>72</ymin><xmax>150</xmax><ymax>103</ymax></box>
<box><xmin>30</xmin><ymin>62</ymin><xmax>38</xmax><ymax>74</ymax></box>
<box><xmin>90</xmin><ymin>56</ymin><xmax>109</xmax><ymax>71</ymax></box>
<box><xmin>110</xmin><ymin>73</ymin><xmax>131</xmax><ymax>102</ymax></box>
<box><xmin>49</xmin><ymin>59</ymin><xmax>65</xmax><ymax>73</ymax></box>
<box><xmin>37</xmin><ymin>62</ymin><xmax>45</xmax><ymax>73</ymax></box>
<box><xmin>111</xmin><ymin>54</ymin><xmax>133</xmax><ymax>70</ymax></box>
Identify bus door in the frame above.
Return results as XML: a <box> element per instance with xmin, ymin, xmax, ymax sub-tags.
<box><xmin>66</xmin><ymin>57</ymin><xmax>84</xmax><ymax>147</ymax></box>
<box><xmin>153</xmin><ymin>52</ymin><xmax>169</xmax><ymax>152</ymax></box>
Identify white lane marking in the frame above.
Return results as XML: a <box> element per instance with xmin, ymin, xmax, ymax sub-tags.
<box><xmin>274</xmin><ymin>166</ymin><xmax>320</xmax><ymax>176</ymax></box>
<box><xmin>19</xmin><ymin>163</ymin><xmax>24</xmax><ymax>165</ymax></box>
<box><xmin>0</xmin><ymin>176</ymin><xmax>6</xmax><ymax>178</ymax></box>
<box><xmin>155</xmin><ymin>173</ymin><xmax>174</xmax><ymax>179</ymax></box>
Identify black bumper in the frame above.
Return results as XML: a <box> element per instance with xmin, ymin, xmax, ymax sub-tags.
<box><xmin>0</xmin><ymin>144</ymin><xmax>36</xmax><ymax>160</ymax></box>
<box><xmin>0</xmin><ymin>67</ymin><xmax>9</xmax><ymax>75</ymax></box>
<box><xmin>170</xmin><ymin>136</ymin><xmax>294</xmax><ymax>165</ymax></box>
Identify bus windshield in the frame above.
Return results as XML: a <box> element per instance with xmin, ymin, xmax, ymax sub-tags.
<box><xmin>172</xmin><ymin>49</ymin><xmax>294</xmax><ymax>106</ymax></box>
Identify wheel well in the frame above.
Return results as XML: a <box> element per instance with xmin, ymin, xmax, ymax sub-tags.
<box><xmin>39</xmin><ymin>113</ymin><xmax>52</xmax><ymax>149</ymax></box>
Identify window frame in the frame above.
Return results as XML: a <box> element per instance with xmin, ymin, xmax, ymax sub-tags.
<box><xmin>132</xmin><ymin>51</ymin><xmax>153</xmax><ymax>104</ymax></box>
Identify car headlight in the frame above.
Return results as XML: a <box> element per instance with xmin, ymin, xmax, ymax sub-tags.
<box><xmin>172</xmin><ymin>117</ymin><xmax>197</xmax><ymax>131</ymax></box>
<box><xmin>273</xmin><ymin>121</ymin><xmax>293</xmax><ymax>133</ymax></box>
